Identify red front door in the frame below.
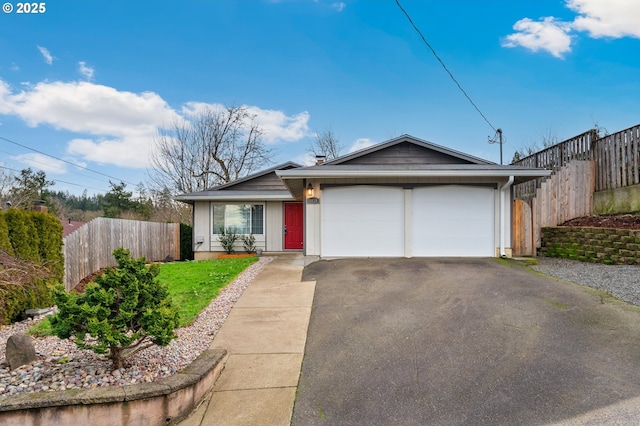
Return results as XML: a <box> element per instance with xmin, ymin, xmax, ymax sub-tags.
<box><xmin>284</xmin><ymin>202</ymin><xmax>304</xmax><ymax>250</ymax></box>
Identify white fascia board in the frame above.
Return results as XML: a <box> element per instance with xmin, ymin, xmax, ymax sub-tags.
<box><xmin>276</xmin><ymin>169</ymin><xmax>551</xmax><ymax>179</ymax></box>
<box><xmin>174</xmin><ymin>194</ymin><xmax>295</xmax><ymax>202</ymax></box>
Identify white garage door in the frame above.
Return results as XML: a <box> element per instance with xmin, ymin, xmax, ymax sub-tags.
<box><xmin>322</xmin><ymin>186</ymin><xmax>405</xmax><ymax>257</ymax></box>
<box><xmin>412</xmin><ymin>186</ymin><xmax>494</xmax><ymax>256</ymax></box>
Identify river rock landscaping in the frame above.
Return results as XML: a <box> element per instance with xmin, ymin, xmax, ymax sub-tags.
<box><xmin>0</xmin><ymin>256</ymin><xmax>273</xmax><ymax>400</ymax></box>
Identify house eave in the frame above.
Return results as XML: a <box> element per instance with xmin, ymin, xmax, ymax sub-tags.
<box><xmin>276</xmin><ymin>168</ymin><xmax>551</xmax><ymax>179</ymax></box>
<box><xmin>174</xmin><ymin>191</ymin><xmax>296</xmax><ymax>204</ymax></box>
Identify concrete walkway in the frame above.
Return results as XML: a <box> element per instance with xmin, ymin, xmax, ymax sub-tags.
<box><xmin>179</xmin><ymin>254</ymin><xmax>315</xmax><ymax>426</ymax></box>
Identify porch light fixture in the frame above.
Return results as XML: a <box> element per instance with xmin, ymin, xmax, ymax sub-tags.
<box><xmin>306</xmin><ymin>183</ymin><xmax>314</xmax><ymax>197</ymax></box>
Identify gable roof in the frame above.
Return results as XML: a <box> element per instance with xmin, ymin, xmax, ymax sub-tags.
<box><xmin>324</xmin><ymin>134</ymin><xmax>494</xmax><ymax>166</ymax></box>
<box><xmin>211</xmin><ymin>161</ymin><xmax>300</xmax><ymax>190</ymax></box>
<box><xmin>276</xmin><ymin>134</ymin><xmax>550</xmax><ymax>197</ymax></box>
<box><xmin>174</xmin><ymin>161</ymin><xmax>301</xmax><ymax>203</ymax></box>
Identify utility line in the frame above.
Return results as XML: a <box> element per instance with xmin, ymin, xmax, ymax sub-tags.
<box><xmin>394</xmin><ymin>0</ymin><xmax>498</xmax><ymax>133</ymax></box>
<box><xmin>0</xmin><ymin>165</ymin><xmax>108</xmax><ymax>193</ymax></box>
<box><xmin>0</xmin><ymin>135</ymin><xmax>139</xmax><ymax>186</ymax></box>
<box><xmin>0</xmin><ymin>148</ymin><xmax>107</xmax><ymax>184</ymax></box>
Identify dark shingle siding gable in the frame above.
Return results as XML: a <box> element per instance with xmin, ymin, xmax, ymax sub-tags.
<box><xmin>339</xmin><ymin>141</ymin><xmax>475</xmax><ymax>166</ymax></box>
<box><xmin>229</xmin><ymin>171</ymin><xmax>290</xmax><ymax>191</ymax></box>
<box><xmin>211</xmin><ymin>162</ymin><xmax>301</xmax><ymax>192</ymax></box>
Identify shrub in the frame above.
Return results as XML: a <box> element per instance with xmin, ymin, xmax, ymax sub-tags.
<box><xmin>241</xmin><ymin>234</ymin><xmax>256</xmax><ymax>253</ymax></box>
<box><xmin>0</xmin><ymin>212</ymin><xmax>13</xmax><ymax>256</ymax></box>
<box><xmin>180</xmin><ymin>223</ymin><xmax>194</xmax><ymax>261</ymax></box>
<box><xmin>31</xmin><ymin>212</ymin><xmax>63</xmax><ymax>282</ymax></box>
<box><xmin>50</xmin><ymin>248</ymin><xmax>180</xmax><ymax>369</ymax></box>
<box><xmin>4</xmin><ymin>209</ymin><xmax>39</xmax><ymax>262</ymax></box>
<box><xmin>218</xmin><ymin>227</ymin><xmax>238</xmax><ymax>254</ymax></box>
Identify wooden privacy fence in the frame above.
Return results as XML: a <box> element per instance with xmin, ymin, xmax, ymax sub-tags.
<box><xmin>513</xmin><ymin>124</ymin><xmax>640</xmax><ymax>197</ymax></box>
<box><xmin>513</xmin><ymin>130</ymin><xmax>597</xmax><ymax>199</ymax></box>
<box><xmin>511</xmin><ymin>123</ymin><xmax>640</xmax><ymax>255</ymax></box>
<box><xmin>513</xmin><ymin>160</ymin><xmax>595</xmax><ymax>256</ymax></box>
<box><xmin>63</xmin><ymin>218</ymin><xmax>180</xmax><ymax>291</ymax></box>
<box><xmin>592</xmin><ymin>125</ymin><xmax>640</xmax><ymax>191</ymax></box>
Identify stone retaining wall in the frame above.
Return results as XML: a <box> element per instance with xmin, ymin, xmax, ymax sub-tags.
<box><xmin>540</xmin><ymin>226</ymin><xmax>640</xmax><ymax>265</ymax></box>
<box><xmin>0</xmin><ymin>349</ymin><xmax>227</xmax><ymax>426</ymax></box>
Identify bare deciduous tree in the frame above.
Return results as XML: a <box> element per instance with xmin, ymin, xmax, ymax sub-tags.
<box><xmin>7</xmin><ymin>168</ymin><xmax>54</xmax><ymax>210</ymax></box>
<box><xmin>512</xmin><ymin>126</ymin><xmax>562</xmax><ymax>163</ymax></box>
<box><xmin>149</xmin><ymin>105</ymin><xmax>273</xmax><ymax>194</ymax></box>
<box><xmin>309</xmin><ymin>128</ymin><xmax>344</xmax><ymax>161</ymax></box>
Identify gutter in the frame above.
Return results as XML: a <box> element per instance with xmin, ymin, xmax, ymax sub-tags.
<box><xmin>276</xmin><ymin>169</ymin><xmax>550</xmax><ymax>179</ymax></box>
<box><xmin>499</xmin><ymin>176</ymin><xmax>514</xmax><ymax>258</ymax></box>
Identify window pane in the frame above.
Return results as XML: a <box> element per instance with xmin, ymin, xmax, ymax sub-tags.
<box><xmin>251</xmin><ymin>205</ymin><xmax>264</xmax><ymax>234</ymax></box>
<box><xmin>213</xmin><ymin>204</ymin><xmax>263</xmax><ymax>235</ymax></box>
<box><xmin>225</xmin><ymin>205</ymin><xmax>250</xmax><ymax>234</ymax></box>
<box><xmin>213</xmin><ymin>205</ymin><xmax>225</xmax><ymax>234</ymax></box>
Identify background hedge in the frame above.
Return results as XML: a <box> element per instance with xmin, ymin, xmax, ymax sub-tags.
<box><xmin>0</xmin><ymin>209</ymin><xmax>63</xmax><ymax>324</ymax></box>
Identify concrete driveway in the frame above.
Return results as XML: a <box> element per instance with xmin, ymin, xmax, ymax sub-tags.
<box><xmin>292</xmin><ymin>258</ymin><xmax>640</xmax><ymax>425</ymax></box>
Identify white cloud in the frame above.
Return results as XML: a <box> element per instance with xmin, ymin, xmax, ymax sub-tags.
<box><xmin>0</xmin><ymin>80</ymin><xmax>182</xmax><ymax>168</ymax></box>
<box><xmin>37</xmin><ymin>46</ymin><xmax>53</xmax><ymax>65</ymax></box>
<box><xmin>502</xmin><ymin>17</ymin><xmax>573</xmax><ymax>58</ymax></box>
<box><xmin>504</xmin><ymin>0</ymin><xmax>640</xmax><ymax>58</ymax></box>
<box><xmin>78</xmin><ymin>61</ymin><xmax>94</xmax><ymax>80</ymax></box>
<box><xmin>246</xmin><ymin>106</ymin><xmax>310</xmax><ymax>143</ymax></box>
<box><xmin>182</xmin><ymin>102</ymin><xmax>311</xmax><ymax>144</ymax></box>
<box><xmin>348</xmin><ymin>138</ymin><xmax>376</xmax><ymax>153</ymax></box>
<box><xmin>0</xmin><ymin>79</ymin><xmax>311</xmax><ymax>169</ymax></box>
<box><xmin>295</xmin><ymin>151</ymin><xmax>317</xmax><ymax>167</ymax></box>
<box><xmin>568</xmin><ymin>0</ymin><xmax>640</xmax><ymax>38</ymax></box>
<box><xmin>11</xmin><ymin>153</ymin><xmax>67</xmax><ymax>174</ymax></box>
<box><xmin>0</xmin><ymin>80</ymin><xmax>13</xmax><ymax>114</ymax></box>
<box><xmin>331</xmin><ymin>2</ymin><xmax>345</xmax><ymax>12</ymax></box>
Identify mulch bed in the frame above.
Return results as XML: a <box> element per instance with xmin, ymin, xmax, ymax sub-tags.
<box><xmin>561</xmin><ymin>214</ymin><xmax>640</xmax><ymax>230</ymax></box>
<box><xmin>73</xmin><ymin>269</ymin><xmax>106</xmax><ymax>294</ymax></box>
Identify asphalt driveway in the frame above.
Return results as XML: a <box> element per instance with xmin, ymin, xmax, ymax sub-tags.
<box><xmin>292</xmin><ymin>258</ymin><xmax>640</xmax><ymax>425</ymax></box>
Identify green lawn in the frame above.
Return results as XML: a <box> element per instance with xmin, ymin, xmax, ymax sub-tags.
<box><xmin>157</xmin><ymin>256</ymin><xmax>258</xmax><ymax>326</ymax></box>
<box><xmin>27</xmin><ymin>256</ymin><xmax>258</xmax><ymax>336</ymax></box>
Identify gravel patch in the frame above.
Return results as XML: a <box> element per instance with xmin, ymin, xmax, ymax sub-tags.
<box><xmin>0</xmin><ymin>256</ymin><xmax>273</xmax><ymax>399</ymax></box>
<box><xmin>531</xmin><ymin>257</ymin><xmax>640</xmax><ymax>305</ymax></box>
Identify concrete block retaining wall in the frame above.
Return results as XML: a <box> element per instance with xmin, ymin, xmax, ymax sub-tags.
<box><xmin>540</xmin><ymin>226</ymin><xmax>640</xmax><ymax>265</ymax></box>
<box><xmin>0</xmin><ymin>349</ymin><xmax>226</xmax><ymax>426</ymax></box>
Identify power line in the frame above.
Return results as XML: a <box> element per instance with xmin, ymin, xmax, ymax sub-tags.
<box><xmin>0</xmin><ymin>147</ymin><xmax>108</xmax><ymax>184</ymax></box>
<box><xmin>0</xmin><ymin>135</ymin><xmax>139</xmax><ymax>186</ymax></box>
<box><xmin>0</xmin><ymin>165</ymin><xmax>108</xmax><ymax>193</ymax></box>
<box><xmin>394</xmin><ymin>0</ymin><xmax>498</xmax><ymax>133</ymax></box>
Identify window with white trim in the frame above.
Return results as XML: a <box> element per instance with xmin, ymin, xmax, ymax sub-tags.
<box><xmin>212</xmin><ymin>204</ymin><xmax>264</xmax><ymax>235</ymax></box>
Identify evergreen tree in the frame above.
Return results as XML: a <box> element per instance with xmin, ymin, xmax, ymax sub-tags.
<box><xmin>50</xmin><ymin>248</ymin><xmax>180</xmax><ymax>368</ymax></box>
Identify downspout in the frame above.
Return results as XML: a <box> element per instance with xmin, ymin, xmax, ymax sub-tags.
<box><xmin>500</xmin><ymin>176</ymin><xmax>514</xmax><ymax>258</ymax></box>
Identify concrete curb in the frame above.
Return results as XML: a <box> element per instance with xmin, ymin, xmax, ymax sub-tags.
<box><xmin>0</xmin><ymin>349</ymin><xmax>227</xmax><ymax>426</ymax></box>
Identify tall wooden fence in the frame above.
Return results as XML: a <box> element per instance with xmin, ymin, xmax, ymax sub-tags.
<box><xmin>511</xmin><ymin>123</ymin><xmax>640</xmax><ymax>255</ymax></box>
<box><xmin>592</xmin><ymin>125</ymin><xmax>640</xmax><ymax>191</ymax></box>
<box><xmin>63</xmin><ymin>218</ymin><xmax>180</xmax><ymax>291</ymax></box>
<box><xmin>513</xmin><ymin>130</ymin><xmax>597</xmax><ymax>199</ymax></box>
<box><xmin>513</xmin><ymin>160</ymin><xmax>595</xmax><ymax>255</ymax></box>
<box><xmin>513</xmin><ymin>124</ymin><xmax>640</xmax><ymax>197</ymax></box>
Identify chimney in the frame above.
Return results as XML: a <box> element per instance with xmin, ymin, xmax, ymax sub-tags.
<box><xmin>315</xmin><ymin>155</ymin><xmax>326</xmax><ymax>165</ymax></box>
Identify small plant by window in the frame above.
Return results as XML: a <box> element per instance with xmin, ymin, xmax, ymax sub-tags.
<box><xmin>241</xmin><ymin>234</ymin><xmax>256</xmax><ymax>254</ymax></box>
<box><xmin>218</xmin><ymin>227</ymin><xmax>238</xmax><ymax>254</ymax></box>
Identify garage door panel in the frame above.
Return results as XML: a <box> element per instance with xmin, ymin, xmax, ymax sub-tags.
<box><xmin>322</xmin><ymin>186</ymin><xmax>404</xmax><ymax>257</ymax></box>
<box><xmin>412</xmin><ymin>186</ymin><xmax>494</xmax><ymax>257</ymax></box>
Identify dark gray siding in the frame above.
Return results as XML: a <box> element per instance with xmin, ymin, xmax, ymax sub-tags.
<box><xmin>230</xmin><ymin>172</ymin><xmax>289</xmax><ymax>191</ymax></box>
<box><xmin>341</xmin><ymin>142</ymin><xmax>474</xmax><ymax>165</ymax></box>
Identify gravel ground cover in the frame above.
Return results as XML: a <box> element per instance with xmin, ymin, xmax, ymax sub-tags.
<box><xmin>0</xmin><ymin>256</ymin><xmax>273</xmax><ymax>400</ymax></box>
<box><xmin>531</xmin><ymin>257</ymin><xmax>640</xmax><ymax>306</ymax></box>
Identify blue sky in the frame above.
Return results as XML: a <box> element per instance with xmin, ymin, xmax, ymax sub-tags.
<box><xmin>1</xmin><ymin>0</ymin><xmax>639</xmax><ymax>196</ymax></box>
